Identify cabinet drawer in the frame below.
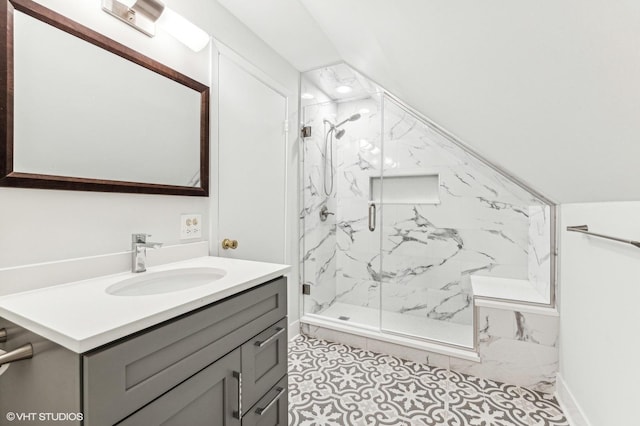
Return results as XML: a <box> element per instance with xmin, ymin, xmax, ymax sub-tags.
<box><xmin>241</xmin><ymin>318</ymin><xmax>288</xmax><ymax>411</ymax></box>
<box><xmin>242</xmin><ymin>375</ymin><xmax>288</xmax><ymax>426</ymax></box>
<box><xmin>117</xmin><ymin>348</ymin><xmax>241</xmax><ymax>426</ymax></box>
<box><xmin>84</xmin><ymin>277</ymin><xmax>286</xmax><ymax>426</ymax></box>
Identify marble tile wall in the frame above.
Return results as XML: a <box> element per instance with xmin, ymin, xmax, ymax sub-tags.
<box><xmin>450</xmin><ymin>307</ymin><xmax>559</xmax><ymax>392</ymax></box>
<box><xmin>300</xmin><ymin>67</ymin><xmax>552</xmax><ymax>341</ymax></box>
<box><xmin>528</xmin><ymin>205</ymin><xmax>552</xmax><ymax>301</ymax></box>
<box><xmin>327</xmin><ymin>95</ymin><xmax>551</xmax><ymax>329</ymax></box>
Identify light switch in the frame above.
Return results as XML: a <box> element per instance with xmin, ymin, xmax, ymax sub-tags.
<box><xmin>180</xmin><ymin>214</ymin><xmax>202</xmax><ymax>239</ymax></box>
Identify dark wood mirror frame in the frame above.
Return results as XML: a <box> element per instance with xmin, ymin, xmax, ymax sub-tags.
<box><xmin>0</xmin><ymin>0</ymin><xmax>210</xmax><ymax>196</ymax></box>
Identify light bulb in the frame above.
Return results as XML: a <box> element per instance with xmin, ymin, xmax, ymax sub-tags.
<box><xmin>157</xmin><ymin>7</ymin><xmax>210</xmax><ymax>52</ymax></box>
<box><xmin>301</xmin><ymin>93</ymin><xmax>315</xmax><ymax>100</ymax></box>
<box><xmin>336</xmin><ymin>85</ymin><xmax>352</xmax><ymax>94</ymax></box>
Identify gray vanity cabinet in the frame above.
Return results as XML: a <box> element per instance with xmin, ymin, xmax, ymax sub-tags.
<box><xmin>0</xmin><ymin>276</ymin><xmax>288</xmax><ymax>426</ymax></box>
<box><xmin>85</xmin><ymin>277</ymin><xmax>288</xmax><ymax>425</ymax></box>
<box><xmin>83</xmin><ymin>277</ymin><xmax>287</xmax><ymax>425</ymax></box>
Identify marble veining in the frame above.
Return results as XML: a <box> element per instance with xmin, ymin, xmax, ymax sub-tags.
<box><xmin>528</xmin><ymin>205</ymin><xmax>552</xmax><ymax>301</ymax></box>
<box><xmin>300</xmin><ymin>66</ymin><xmax>552</xmax><ymax>347</ymax></box>
<box><xmin>450</xmin><ymin>306</ymin><xmax>559</xmax><ymax>392</ymax></box>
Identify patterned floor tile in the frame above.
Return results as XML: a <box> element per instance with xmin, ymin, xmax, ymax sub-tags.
<box><xmin>519</xmin><ymin>387</ymin><xmax>570</xmax><ymax>426</ymax></box>
<box><xmin>288</xmin><ymin>335</ymin><xmax>569</xmax><ymax>426</ymax></box>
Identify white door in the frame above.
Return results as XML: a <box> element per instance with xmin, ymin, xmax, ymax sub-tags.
<box><xmin>217</xmin><ymin>53</ymin><xmax>288</xmax><ymax>264</ymax></box>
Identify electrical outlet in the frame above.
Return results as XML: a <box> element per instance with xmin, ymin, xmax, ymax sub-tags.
<box><xmin>180</xmin><ymin>214</ymin><xmax>202</xmax><ymax>239</ymax></box>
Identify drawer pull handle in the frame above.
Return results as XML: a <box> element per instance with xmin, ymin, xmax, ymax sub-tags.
<box><xmin>255</xmin><ymin>386</ymin><xmax>285</xmax><ymax>416</ymax></box>
<box><xmin>254</xmin><ymin>326</ymin><xmax>285</xmax><ymax>348</ymax></box>
<box><xmin>0</xmin><ymin>343</ymin><xmax>33</xmax><ymax>366</ymax></box>
<box><xmin>0</xmin><ymin>328</ymin><xmax>6</xmax><ymax>343</ymax></box>
<box><xmin>232</xmin><ymin>371</ymin><xmax>242</xmax><ymax>419</ymax></box>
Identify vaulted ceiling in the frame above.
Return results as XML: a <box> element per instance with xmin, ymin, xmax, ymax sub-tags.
<box><xmin>217</xmin><ymin>0</ymin><xmax>640</xmax><ymax>204</ymax></box>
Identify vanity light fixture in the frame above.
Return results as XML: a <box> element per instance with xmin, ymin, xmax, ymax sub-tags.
<box><xmin>102</xmin><ymin>0</ymin><xmax>210</xmax><ymax>51</ymax></box>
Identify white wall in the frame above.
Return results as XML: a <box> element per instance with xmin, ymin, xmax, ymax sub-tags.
<box><xmin>559</xmin><ymin>202</ymin><xmax>640</xmax><ymax>424</ymax></box>
<box><xmin>2</xmin><ymin>0</ymin><xmax>301</xmax><ymax>331</ymax></box>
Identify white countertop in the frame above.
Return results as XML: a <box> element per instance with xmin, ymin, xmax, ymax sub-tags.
<box><xmin>0</xmin><ymin>256</ymin><xmax>290</xmax><ymax>353</ymax></box>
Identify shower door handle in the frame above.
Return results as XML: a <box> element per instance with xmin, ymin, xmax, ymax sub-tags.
<box><xmin>368</xmin><ymin>203</ymin><xmax>376</xmax><ymax>232</ymax></box>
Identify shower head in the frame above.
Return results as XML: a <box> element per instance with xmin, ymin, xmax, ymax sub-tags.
<box><xmin>323</xmin><ymin>113</ymin><xmax>361</xmax><ymax>131</ymax></box>
<box><xmin>335</xmin><ymin>113</ymin><xmax>361</xmax><ymax>128</ymax></box>
<box><xmin>335</xmin><ymin>129</ymin><xmax>346</xmax><ymax>139</ymax></box>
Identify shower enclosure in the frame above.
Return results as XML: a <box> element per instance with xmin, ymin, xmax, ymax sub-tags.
<box><xmin>300</xmin><ymin>64</ymin><xmax>553</xmax><ymax>349</ymax></box>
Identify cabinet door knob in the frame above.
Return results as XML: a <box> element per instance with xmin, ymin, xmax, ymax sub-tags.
<box><xmin>222</xmin><ymin>239</ymin><xmax>238</xmax><ymax>250</ymax></box>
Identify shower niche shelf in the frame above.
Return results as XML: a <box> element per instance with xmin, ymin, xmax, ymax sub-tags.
<box><xmin>369</xmin><ymin>173</ymin><xmax>440</xmax><ymax>204</ymax></box>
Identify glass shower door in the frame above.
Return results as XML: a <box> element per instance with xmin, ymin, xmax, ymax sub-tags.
<box><xmin>300</xmin><ymin>94</ymin><xmax>384</xmax><ymax>331</ymax></box>
<box><xmin>379</xmin><ymin>95</ymin><xmax>475</xmax><ymax>348</ymax></box>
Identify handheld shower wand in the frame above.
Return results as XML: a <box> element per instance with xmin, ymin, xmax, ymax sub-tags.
<box><xmin>323</xmin><ymin>113</ymin><xmax>362</xmax><ymax>196</ymax></box>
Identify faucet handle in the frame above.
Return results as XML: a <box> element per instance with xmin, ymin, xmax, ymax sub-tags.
<box><xmin>132</xmin><ymin>233</ymin><xmax>151</xmax><ymax>243</ymax></box>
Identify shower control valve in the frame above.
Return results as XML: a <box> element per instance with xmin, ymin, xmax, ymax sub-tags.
<box><xmin>319</xmin><ymin>206</ymin><xmax>335</xmax><ymax>222</ymax></box>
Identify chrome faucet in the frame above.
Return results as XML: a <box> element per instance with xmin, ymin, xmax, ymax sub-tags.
<box><xmin>131</xmin><ymin>233</ymin><xmax>163</xmax><ymax>273</ymax></box>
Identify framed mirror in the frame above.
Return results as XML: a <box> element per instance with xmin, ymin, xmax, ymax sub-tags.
<box><xmin>1</xmin><ymin>0</ymin><xmax>210</xmax><ymax>196</ymax></box>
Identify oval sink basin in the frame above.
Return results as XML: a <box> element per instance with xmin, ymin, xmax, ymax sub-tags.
<box><xmin>106</xmin><ymin>267</ymin><xmax>226</xmax><ymax>296</ymax></box>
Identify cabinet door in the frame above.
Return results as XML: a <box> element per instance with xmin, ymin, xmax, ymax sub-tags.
<box><xmin>242</xmin><ymin>376</ymin><xmax>288</xmax><ymax>426</ymax></box>
<box><xmin>241</xmin><ymin>318</ymin><xmax>288</xmax><ymax>410</ymax></box>
<box><xmin>117</xmin><ymin>348</ymin><xmax>241</xmax><ymax>426</ymax></box>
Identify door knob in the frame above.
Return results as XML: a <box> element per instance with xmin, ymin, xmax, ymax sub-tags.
<box><xmin>222</xmin><ymin>238</ymin><xmax>238</xmax><ymax>250</ymax></box>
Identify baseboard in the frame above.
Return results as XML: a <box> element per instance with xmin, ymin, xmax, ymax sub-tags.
<box><xmin>288</xmin><ymin>319</ymin><xmax>300</xmax><ymax>341</ymax></box>
<box><xmin>555</xmin><ymin>373</ymin><xmax>591</xmax><ymax>426</ymax></box>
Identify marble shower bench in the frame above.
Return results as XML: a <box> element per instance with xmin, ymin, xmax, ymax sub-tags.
<box><xmin>460</xmin><ymin>275</ymin><xmax>559</xmax><ymax>392</ymax></box>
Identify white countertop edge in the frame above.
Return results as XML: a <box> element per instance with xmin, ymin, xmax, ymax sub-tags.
<box><xmin>470</xmin><ymin>275</ymin><xmax>548</xmax><ymax>304</ymax></box>
<box><xmin>474</xmin><ymin>297</ymin><xmax>559</xmax><ymax>316</ymax></box>
<box><xmin>0</xmin><ymin>309</ymin><xmax>84</xmax><ymax>352</ymax></box>
<box><xmin>0</xmin><ymin>262</ymin><xmax>290</xmax><ymax>353</ymax></box>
